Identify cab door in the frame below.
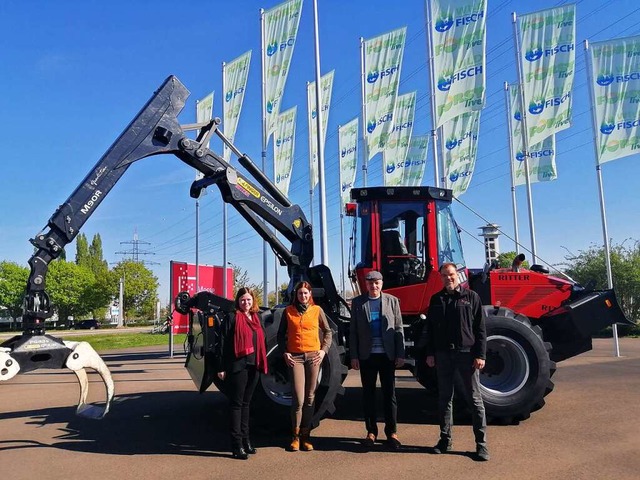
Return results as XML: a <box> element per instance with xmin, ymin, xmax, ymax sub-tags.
<box><xmin>376</xmin><ymin>200</ymin><xmax>432</xmax><ymax>314</ymax></box>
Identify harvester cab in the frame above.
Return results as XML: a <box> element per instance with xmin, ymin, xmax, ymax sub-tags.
<box><xmin>348</xmin><ymin>186</ymin><xmax>462</xmax><ymax>319</ymax></box>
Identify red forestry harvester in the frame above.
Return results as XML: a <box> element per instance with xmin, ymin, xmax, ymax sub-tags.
<box><xmin>347</xmin><ymin>187</ymin><xmax>631</xmax><ymax>421</ymax></box>
<box><xmin>0</xmin><ymin>77</ymin><xmax>631</xmax><ymax>428</ymax></box>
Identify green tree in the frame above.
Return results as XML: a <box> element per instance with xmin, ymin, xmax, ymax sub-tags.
<box><xmin>0</xmin><ymin>261</ymin><xmax>29</xmax><ymax>319</ymax></box>
<box><xmin>563</xmin><ymin>240</ymin><xmax>640</xmax><ymax>324</ymax></box>
<box><xmin>230</xmin><ymin>263</ymin><xmax>263</xmax><ymax>307</ymax></box>
<box><xmin>78</xmin><ymin>233</ymin><xmax>113</xmax><ymax>318</ymax></box>
<box><xmin>47</xmin><ymin>260</ymin><xmax>95</xmax><ymax>322</ymax></box>
<box><xmin>497</xmin><ymin>251</ymin><xmax>530</xmax><ymax>269</ymax></box>
<box><xmin>88</xmin><ymin>234</ymin><xmax>109</xmax><ymax>273</ymax></box>
<box><xmin>76</xmin><ymin>233</ymin><xmax>90</xmax><ymax>266</ymax></box>
<box><xmin>85</xmin><ymin>267</ymin><xmax>116</xmax><ymax>319</ymax></box>
<box><xmin>268</xmin><ymin>282</ymin><xmax>289</xmax><ymax>307</ymax></box>
<box><xmin>112</xmin><ymin>260</ymin><xmax>159</xmax><ymax>320</ymax></box>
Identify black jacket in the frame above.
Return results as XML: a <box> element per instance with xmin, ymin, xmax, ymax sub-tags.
<box><xmin>420</xmin><ymin>286</ymin><xmax>486</xmax><ymax>360</ymax></box>
<box><xmin>220</xmin><ymin>313</ymin><xmax>266</xmax><ymax>374</ymax></box>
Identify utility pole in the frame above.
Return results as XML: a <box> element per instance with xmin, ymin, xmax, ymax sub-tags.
<box><xmin>114</xmin><ymin>230</ymin><xmax>158</xmax><ymax>328</ymax></box>
<box><xmin>118</xmin><ymin>276</ymin><xmax>124</xmax><ymax>327</ymax></box>
<box><xmin>115</xmin><ymin>229</ymin><xmax>159</xmax><ymax>265</ymax></box>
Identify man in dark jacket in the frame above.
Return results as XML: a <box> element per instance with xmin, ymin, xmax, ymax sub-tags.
<box><xmin>421</xmin><ymin>262</ymin><xmax>489</xmax><ymax>461</ymax></box>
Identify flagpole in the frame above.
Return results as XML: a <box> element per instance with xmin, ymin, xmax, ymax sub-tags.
<box><xmin>306</xmin><ymin>81</ymin><xmax>315</xmax><ymax>265</ymax></box>
<box><xmin>312</xmin><ymin>0</ymin><xmax>328</xmax><ymax>265</ymax></box>
<box><xmin>273</xmin><ymin>128</ymin><xmax>278</xmax><ymax>305</ymax></box>
<box><xmin>260</xmin><ymin>8</ymin><xmax>268</xmax><ymax>305</ymax></box>
<box><xmin>195</xmin><ymin>196</ymin><xmax>200</xmax><ymax>291</ymax></box>
<box><xmin>222</xmin><ymin>61</ymin><xmax>229</xmax><ymax>299</ymax></box>
<box><xmin>583</xmin><ymin>39</ymin><xmax>620</xmax><ymax>357</ymax></box>
<box><xmin>339</xmin><ymin>213</ymin><xmax>346</xmax><ymax>295</ymax></box>
<box><xmin>360</xmin><ymin>37</ymin><xmax>369</xmax><ymax>186</ymax></box>
<box><xmin>424</xmin><ymin>1</ymin><xmax>441</xmax><ymax>187</ymax></box>
<box><xmin>504</xmin><ymin>82</ymin><xmax>521</xmax><ymax>254</ymax></box>
<box><xmin>438</xmin><ymin>123</ymin><xmax>447</xmax><ymax>188</ymax></box>
<box><xmin>274</xmin><ymin>231</ymin><xmax>279</xmax><ymax>303</ymax></box>
<box><xmin>337</xmin><ymin>122</ymin><xmax>346</xmax><ymax>298</ymax></box>
<box><xmin>512</xmin><ymin>12</ymin><xmax>538</xmax><ymax>264</ymax></box>
<box><xmin>194</xmin><ymin>99</ymin><xmax>201</xmax><ymax>294</ymax></box>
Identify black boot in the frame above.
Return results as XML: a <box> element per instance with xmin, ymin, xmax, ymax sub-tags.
<box><xmin>231</xmin><ymin>446</ymin><xmax>249</xmax><ymax>460</ymax></box>
<box><xmin>243</xmin><ymin>438</ymin><xmax>257</xmax><ymax>454</ymax></box>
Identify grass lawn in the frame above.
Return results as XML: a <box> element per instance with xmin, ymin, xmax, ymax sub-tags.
<box><xmin>59</xmin><ymin>333</ymin><xmax>188</xmax><ymax>352</ymax></box>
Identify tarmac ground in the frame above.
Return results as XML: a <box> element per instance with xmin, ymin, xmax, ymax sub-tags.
<box><xmin>1</xmin><ymin>337</ymin><xmax>639</xmax><ymax>480</ymax></box>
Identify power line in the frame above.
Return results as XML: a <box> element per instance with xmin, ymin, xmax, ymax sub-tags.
<box><xmin>115</xmin><ymin>229</ymin><xmax>160</xmax><ymax>266</ymax></box>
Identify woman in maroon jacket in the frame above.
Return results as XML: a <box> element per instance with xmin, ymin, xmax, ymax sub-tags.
<box><xmin>218</xmin><ymin>287</ymin><xmax>268</xmax><ymax>460</ymax></box>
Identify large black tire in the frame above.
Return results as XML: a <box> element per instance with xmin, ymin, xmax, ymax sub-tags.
<box><xmin>214</xmin><ymin>308</ymin><xmax>347</xmax><ymax>430</ymax></box>
<box><xmin>413</xmin><ymin>307</ymin><xmax>556</xmax><ymax>424</ymax></box>
<box><xmin>480</xmin><ymin>307</ymin><xmax>556</xmax><ymax>423</ymax></box>
<box><xmin>411</xmin><ymin>316</ymin><xmax>438</xmax><ymax>396</ymax></box>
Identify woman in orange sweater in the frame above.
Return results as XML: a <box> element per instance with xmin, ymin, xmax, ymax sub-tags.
<box><xmin>277</xmin><ymin>281</ymin><xmax>332</xmax><ymax>452</ymax></box>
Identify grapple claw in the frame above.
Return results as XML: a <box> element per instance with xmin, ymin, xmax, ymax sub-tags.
<box><xmin>63</xmin><ymin>341</ymin><xmax>115</xmax><ymax>419</ymax></box>
<box><xmin>0</xmin><ymin>348</ymin><xmax>21</xmax><ymax>381</ymax></box>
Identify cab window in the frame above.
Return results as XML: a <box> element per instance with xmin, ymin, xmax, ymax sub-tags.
<box><xmin>379</xmin><ymin>201</ymin><xmax>426</xmax><ymax>289</ymax></box>
<box><xmin>435</xmin><ymin>201</ymin><xmax>466</xmax><ymax>268</ymax></box>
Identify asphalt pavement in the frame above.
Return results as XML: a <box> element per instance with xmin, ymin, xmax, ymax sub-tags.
<box><xmin>1</xmin><ymin>338</ymin><xmax>639</xmax><ymax>480</ymax></box>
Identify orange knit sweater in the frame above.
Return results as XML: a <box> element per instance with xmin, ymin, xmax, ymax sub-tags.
<box><xmin>283</xmin><ymin>304</ymin><xmax>331</xmax><ymax>353</ymax></box>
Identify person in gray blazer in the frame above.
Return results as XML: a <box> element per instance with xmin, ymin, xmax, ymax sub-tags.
<box><xmin>349</xmin><ymin>270</ymin><xmax>405</xmax><ymax>450</ymax></box>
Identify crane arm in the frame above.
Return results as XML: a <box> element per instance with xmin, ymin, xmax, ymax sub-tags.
<box><xmin>22</xmin><ymin>75</ymin><xmax>312</xmax><ymax>334</ymax></box>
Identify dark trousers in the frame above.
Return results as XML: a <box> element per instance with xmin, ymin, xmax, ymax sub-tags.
<box><xmin>435</xmin><ymin>351</ymin><xmax>487</xmax><ymax>446</ymax></box>
<box><xmin>226</xmin><ymin>366</ymin><xmax>260</xmax><ymax>448</ymax></box>
<box><xmin>359</xmin><ymin>353</ymin><xmax>397</xmax><ymax>437</ymax></box>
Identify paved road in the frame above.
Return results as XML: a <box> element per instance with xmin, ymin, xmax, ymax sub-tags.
<box><xmin>1</xmin><ymin>338</ymin><xmax>639</xmax><ymax>480</ymax></box>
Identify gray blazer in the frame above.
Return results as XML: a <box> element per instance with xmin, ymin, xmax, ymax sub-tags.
<box><xmin>349</xmin><ymin>292</ymin><xmax>405</xmax><ymax>361</ymax></box>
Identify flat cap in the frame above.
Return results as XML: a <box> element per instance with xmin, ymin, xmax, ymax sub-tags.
<box><xmin>365</xmin><ymin>270</ymin><xmax>383</xmax><ymax>281</ymax></box>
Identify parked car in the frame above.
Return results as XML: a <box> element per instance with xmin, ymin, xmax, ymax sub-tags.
<box><xmin>74</xmin><ymin>319</ymin><xmax>100</xmax><ymax>330</ymax></box>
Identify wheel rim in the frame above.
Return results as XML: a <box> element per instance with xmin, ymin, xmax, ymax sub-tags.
<box><xmin>259</xmin><ymin>346</ymin><xmax>323</xmax><ymax>406</ymax></box>
<box><xmin>480</xmin><ymin>335</ymin><xmax>530</xmax><ymax>397</ymax></box>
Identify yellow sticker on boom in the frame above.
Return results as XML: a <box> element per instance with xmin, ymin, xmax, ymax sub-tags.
<box><xmin>237</xmin><ymin>177</ymin><xmax>260</xmax><ymax>199</ymax></box>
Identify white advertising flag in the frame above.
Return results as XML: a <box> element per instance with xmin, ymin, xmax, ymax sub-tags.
<box><xmin>338</xmin><ymin>118</ymin><xmax>359</xmax><ymax>210</ymax></box>
<box><xmin>274</xmin><ymin>106</ymin><xmax>297</xmax><ymax>196</ymax></box>
<box><xmin>195</xmin><ymin>92</ymin><xmax>214</xmax><ymax>190</ymax></box>
<box><xmin>518</xmin><ymin>4</ymin><xmax>576</xmax><ymax>145</ymax></box>
<box><xmin>196</xmin><ymin>91</ymin><xmax>214</xmax><ymax>148</ymax></box>
<box><xmin>307</xmin><ymin>70</ymin><xmax>335</xmax><ymax>189</ymax></box>
<box><xmin>429</xmin><ymin>0</ymin><xmax>487</xmax><ymax>127</ymax></box>
<box><xmin>364</xmin><ymin>27</ymin><xmax>407</xmax><ymax>161</ymax></box>
<box><xmin>589</xmin><ymin>36</ymin><xmax>640</xmax><ymax>165</ymax></box>
<box><xmin>223</xmin><ymin>50</ymin><xmax>251</xmax><ymax>162</ymax></box>
<box><xmin>509</xmin><ymin>84</ymin><xmax>557</xmax><ymax>185</ymax></box>
<box><xmin>382</xmin><ymin>91</ymin><xmax>416</xmax><ymax>186</ymax></box>
<box><xmin>263</xmin><ymin>0</ymin><xmax>303</xmax><ymax>141</ymax></box>
<box><xmin>513</xmin><ymin>136</ymin><xmax>557</xmax><ymax>185</ymax></box>
<box><xmin>442</xmin><ymin>110</ymin><xmax>480</xmax><ymax>196</ymax></box>
<box><xmin>403</xmin><ymin>135</ymin><xmax>429</xmax><ymax>186</ymax></box>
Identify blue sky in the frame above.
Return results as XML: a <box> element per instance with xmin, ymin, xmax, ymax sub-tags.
<box><xmin>1</xmin><ymin>0</ymin><xmax>638</xmax><ymax>304</ymax></box>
